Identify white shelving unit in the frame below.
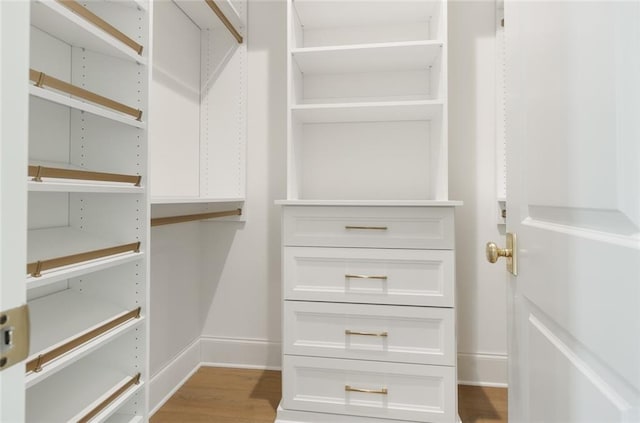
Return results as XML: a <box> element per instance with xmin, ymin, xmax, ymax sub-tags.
<box><xmin>278</xmin><ymin>1</ymin><xmax>459</xmax><ymax>422</ymax></box>
<box><xmin>149</xmin><ymin>0</ymin><xmax>247</xmax><ymax>205</ymax></box>
<box><xmin>25</xmin><ymin>0</ymin><xmax>150</xmax><ymax>420</ymax></box>
<box><xmin>287</xmin><ymin>0</ymin><xmax>448</xmax><ymax>201</ymax></box>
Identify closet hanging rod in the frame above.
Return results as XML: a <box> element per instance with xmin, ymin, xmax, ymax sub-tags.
<box><xmin>26</xmin><ymin>307</ymin><xmax>142</xmax><ymax>374</ymax></box>
<box><xmin>27</xmin><ymin>241</ymin><xmax>141</xmax><ymax>277</ymax></box>
<box><xmin>78</xmin><ymin>373</ymin><xmax>142</xmax><ymax>423</ymax></box>
<box><xmin>29</xmin><ymin>165</ymin><xmax>142</xmax><ymax>186</ymax></box>
<box><xmin>205</xmin><ymin>0</ymin><xmax>243</xmax><ymax>44</ymax></box>
<box><xmin>151</xmin><ymin>208</ymin><xmax>242</xmax><ymax>227</ymax></box>
<box><xmin>29</xmin><ymin>69</ymin><xmax>143</xmax><ymax>121</ymax></box>
<box><xmin>57</xmin><ymin>0</ymin><xmax>144</xmax><ymax>55</ymax></box>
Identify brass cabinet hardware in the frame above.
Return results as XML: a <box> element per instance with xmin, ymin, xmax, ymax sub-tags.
<box><xmin>77</xmin><ymin>373</ymin><xmax>141</xmax><ymax>423</ymax></box>
<box><xmin>345</xmin><ymin>330</ymin><xmax>388</xmax><ymax>337</ymax></box>
<box><xmin>0</xmin><ymin>304</ymin><xmax>30</xmax><ymax>372</ymax></box>
<box><xmin>28</xmin><ymin>165</ymin><xmax>141</xmax><ymax>186</ymax></box>
<box><xmin>345</xmin><ymin>274</ymin><xmax>388</xmax><ymax>280</ymax></box>
<box><xmin>345</xmin><ymin>385</ymin><xmax>388</xmax><ymax>395</ymax></box>
<box><xmin>344</xmin><ymin>226</ymin><xmax>388</xmax><ymax>230</ymax></box>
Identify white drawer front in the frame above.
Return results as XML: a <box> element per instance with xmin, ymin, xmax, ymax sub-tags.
<box><xmin>283</xmin><ymin>206</ymin><xmax>454</xmax><ymax>249</ymax></box>
<box><xmin>284</xmin><ymin>301</ymin><xmax>455</xmax><ymax>366</ymax></box>
<box><xmin>284</xmin><ymin>247</ymin><xmax>454</xmax><ymax>307</ymax></box>
<box><xmin>282</xmin><ymin>356</ymin><xmax>456</xmax><ymax>423</ymax></box>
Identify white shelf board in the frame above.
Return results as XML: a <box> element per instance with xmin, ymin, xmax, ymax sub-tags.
<box><xmin>26</xmin><ymin>250</ymin><xmax>143</xmax><ymax>290</ymax></box>
<box><xmin>31</xmin><ymin>0</ymin><xmax>147</xmax><ymax>65</ymax></box>
<box><xmin>27</xmin><ymin>226</ymin><xmax>141</xmax><ymax>278</ymax></box>
<box><xmin>174</xmin><ymin>0</ymin><xmax>243</xmax><ymax>31</ymax></box>
<box><xmin>25</xmin><ymin>298</ymin><xmax>144</xmax><ymax>388</ymax></box>
<box><xmin>26</xmin><ymin>358</ymin><xmax>142</xmax><ymax>423</ymax></box>
<box><xmin>150</xmin><ymin>196</ymin><xmax>244</xmax><ymax>205</ymax></box>
<box><xmin>107</xmin><ymin>414</ymin><xmax>145</xmax><ymax>423</ymax></box>
<box><xmin>28</xmin><ymin>161</ymin><xmax>144</xmax><ymax>193</ymax></box>
<box><xmin>28</xmin><ymin>290</ymin><xmax>131</xmax><ymax>357</ymax></box>
<box><xmin>292</xmin><ymin>41</ymin><xmax>442</xmax><ymax>74</ymax></box>
<box><xmin>28</xmin><ymin>180</ymin><xmax>144</xmax><ymax>194</ymax></box>
<box><xmin>30</xmin><ymin>86</ymin><xmax>146</xmax><ymax>129</ymax></box>
<box><xmin>275</xmin><ymin>199</ymin><xmax>463</xmax><ymax>207</ymax></box>
<box><xmin>291</xmin><ymin>100</ymin><xmax>443</xmax><ymax>123</ymax></box>
<box><xmin>293</xmin><ymin>0</ymin><xmax>439</xmax><ymax>29</ymax></box>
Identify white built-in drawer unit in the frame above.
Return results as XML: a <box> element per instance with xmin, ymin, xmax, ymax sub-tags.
<box><xmin>284</xmin><ymin>247</ymin><xmax>454</xmax><ymax>306</ymax></box>
<box><xmin>284</xmin><ymin>301</ymin><xmax>455</xmax><ymax>365</ymax></box>
<box><xmin>277</xmin><ymin>204</ymin><xmax>460</xmax><ymax>423</ymax></box>
<box><xmin>283</xmin><ymin>206</ymin><xmax>454</xmax><ymax>249</ymax></box>
<box><xmin>282</xmin><ymin>355</ymin><xmax>457</xmax><ymax>423</ymax></box>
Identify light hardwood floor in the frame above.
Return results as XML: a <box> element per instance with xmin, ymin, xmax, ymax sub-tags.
<box><xmin>151</xmin><ymin>367</ymin><xmax>507</xmax><ymax>423</ymax></box>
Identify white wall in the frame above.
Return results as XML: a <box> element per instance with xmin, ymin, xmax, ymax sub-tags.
<box><xmin>150</xmin><ymin>2</ymin><xmax>508</xmax><ymax>409</ymax></box>
<box><xmin>198</xmin><ymin>0</ymin><xmax>287</xmax><ymax>368</ymax></box>
<box><xmin>449</xmin><ymin>0</ymin><xmax>508</xmax><ymax>386</ymax></box>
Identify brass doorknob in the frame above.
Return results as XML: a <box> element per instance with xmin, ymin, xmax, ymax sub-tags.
<box><xmin>486</xmin><ymin>242</ymin><xmax>512</xmax><ymax>263</ymax></box>
<box><xmin>485</xmin><ymin>233</ymin><xmax>518</xmax><ymax>276</ymax></box>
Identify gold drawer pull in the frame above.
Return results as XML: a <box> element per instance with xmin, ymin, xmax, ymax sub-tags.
<box><xmin>345</xmin><ymin>385</ymin><xmax>388</xmax><ymax>395</ymax></box>
<box><xmin>345</xmin><ymin>226</ymin><xmax>388</xmax><ymax>230</ymax></box>
<box><xmin>345</xmin><ymin>274</ymin><xmax>388</xmax><ymax>280</ymax></box>
<box><xmin>345</xmin><ymin>330</ymin><xmax>388</xmax><ymax>337</ymax></box>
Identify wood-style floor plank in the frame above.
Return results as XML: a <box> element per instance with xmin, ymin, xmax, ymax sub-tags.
<box><xmin>151</xmin><ymin>367</ymin><xmax>507</xmax><ymax>423</ymax></box>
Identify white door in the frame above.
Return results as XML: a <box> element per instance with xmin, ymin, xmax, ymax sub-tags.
<box><xmin>0</xmin><ymin>1</ymin><xmax>29</xmax><ymax>421</ymax></box>
<box><xmin>505</xmin><ymin>1</ymin><xmax>640</xmax><ymax>422</ymax></box>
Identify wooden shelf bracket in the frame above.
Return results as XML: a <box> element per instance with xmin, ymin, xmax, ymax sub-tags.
<box><xmin>57</xmin><ymin>0</ymin><xmax>144</xmax><ymax>55</ymax></box>
<box><xmin>29</xmin><ymin>165</ymin><xmax>142</xmax><ymax>186</ymax></box>
<box><xmin>205</xmin><ymin>0</ymin><xmax>243</xmax><ymax>44</ymax></box>
<box><xmin>27</xmin><ymin>241</ymin><xmax>141</xmax><ymax>277</ymax></box>
<box><xmin>29</xmin><ymin>68</ymin><xmax>143</xmax><ymax>121</ymax></box>
<box><xmin>26</xmin><ymin>307</ymin><xmax>142</xmax><ymax>373</ymax></box>
<box><xmin>151</xmin><ymin>208</ymin><xmax>242</xmax><ymax>227</ymax></box>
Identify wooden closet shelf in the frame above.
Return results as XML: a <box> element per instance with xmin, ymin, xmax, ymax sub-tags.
<box><xmin>204</xmin><ymin>0</ymin><xmax>243</xmax><ymax>44</ymax></box>
<box><xmin>78</xmin><ymin>373</ymin><xmax>141</xmax><ymax>423</ymax></box>
<box><xmin>29</xmin><ymin>69</ymin><xmax>143</xmax><ymax>121</ymax></box>
<box><xmin>27</xmin><ymin>241</ymin><xmax>141</xmax><ymax>277</ymax></box>
<box><xmin>29</xmin><ymin>165</ymin><xmax>141</xmax><ymax>186</ymax></box>
<box><xmin>151</xmin><ymin>208</ymin><xmax>242</xmax><ymax>227</ymax></box>
<box><xmin>26</xmin><ymin>307</ymin><xmax>141</xmax><ymax>374</ymax></box>
<box><xmin>57</xmin><ymin>0</ymin><xmax>144</xmax><ymax>55</ymax></box>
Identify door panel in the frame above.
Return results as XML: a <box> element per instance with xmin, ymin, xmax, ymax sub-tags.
<box><xmin>506</xmin><ymin>1</ymin><xmax>640</xmax><ymax>421</ymax></box>
<box><xmin>0</xmin><ymin>1</ymin><xmax>29</xmax><ymax>420</ymax></box>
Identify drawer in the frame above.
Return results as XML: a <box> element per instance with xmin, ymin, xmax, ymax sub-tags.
<box><xmin>284</xmin><ymin>301</ymin><xmax>455</xmax><ymax>366</ymax></box>
<box><xmin>282</xmin><ymin>356</ymin><xmax>457</xmax><ymax>423</ymax></box>
<box><xmin>284</xmin><ymin>247</ymin><xmax>454</xmax><ymax>307</ymax></box>
<box><xmin>282</xmin><ymin>206</ymin><xmax>454</xmax><ymax>249</ymax></box>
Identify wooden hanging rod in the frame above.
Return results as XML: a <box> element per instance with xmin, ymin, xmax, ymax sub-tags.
<box><xmin>205</xmin><ymin>0</ymin><xmax>243</xmax><ymax>44</ymax></box>
<box><xmin>29</xmin><ymin>165</ymin><xmax>142</xmax><ymax>186</ymax></box>
<box><xmin>29</xmin><ymin>68</ymin><xmax>143</xmax><ymax>121</ymax></box>
<box><xmin>57</xmin><ymin>0</ymin><xmax>144</xmax><ymax>55</ymax></box>
<box><xmin>26</xmin><ymin>307</ymin><xmax>141</xmax><ymax>373</ymax></box>
<box><xmin>151</xmin><ymin>208</ymin><xmax>242</xmax><ymax>227</ymax></box>
<box><xmin>78</xmin><ymin>373</ymin><xmax>142</xmax><ymax>423</ymax></box>
<box><xmin>27</xmin><ymin>241</ymin><xmax>141</xmax><ymax>277</ymax></box>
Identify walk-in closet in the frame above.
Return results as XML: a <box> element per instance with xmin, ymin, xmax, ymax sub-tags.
<box><xmin>1</xmin><ymin>0</ymin><xmax>638</xmax><ymax>422</ymax></box>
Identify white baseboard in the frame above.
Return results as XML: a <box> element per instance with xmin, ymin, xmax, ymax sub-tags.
<box><xmin>149</xmin><ymin>339</ymin><xmax>201</xmax><ymax>416</ymax></box>
<box><xmin>457</xmin><ymin>352</ymin><xmax>508</xmax><ymax>388</ymax></box>
<box><xmin>200</xmin><ymin>336</ymin><xmax>282</xmax><ymax>370</ymax></box>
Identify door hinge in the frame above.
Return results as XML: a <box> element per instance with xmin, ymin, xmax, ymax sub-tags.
<box><xmin>0</xmin><ymin>304</ymin><xmax>30</xmax><ymax>371</ymax></box>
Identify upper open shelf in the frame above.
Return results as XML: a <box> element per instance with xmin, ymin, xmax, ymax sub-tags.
<box><xmin>292</xmin><ymin>100</ymin><xmax>443</xmax><ymax>123</ymax></box>
<box><xmin>31</xmin><ymin>0</ymin><xmax>147</xmax><ymax>65</ymax></box>
<box><xmin>291</xmin><ymin>0</ymin><xmax>444</xmax><ymax>48</ymax></box>
<box><xmin>293</xmin><ymin>0</ymin><xmax>440</xmax><ymax>29</ymax></box>
<box><xmin>292</xmin><ymin>41</ymin><xmax>442</xmax><ymax>75</ymax></box>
